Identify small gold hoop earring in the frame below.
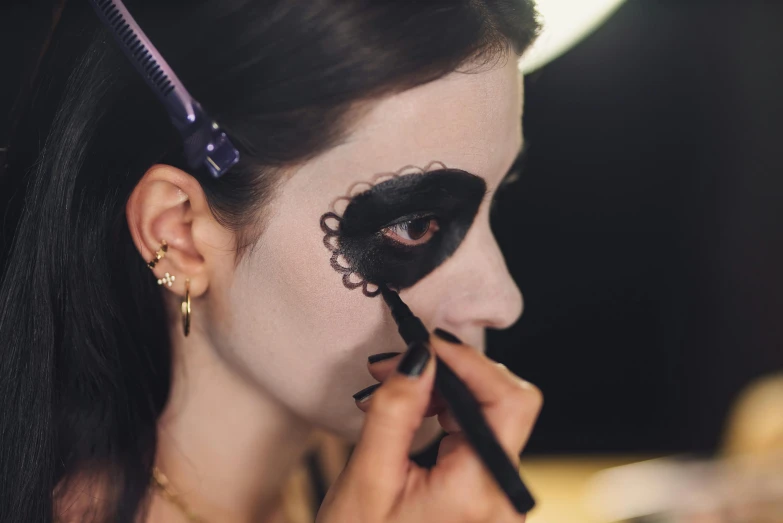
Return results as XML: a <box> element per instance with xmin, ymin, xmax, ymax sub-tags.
<box><xmin>147</xmin><ymin>240</ymin><xmax>168</xmax><ymax>269</ymax></box>
<box><xmin>181</xmin><ymin>278</ymin><xmax>191</xmax><ymax>337</ymax></box>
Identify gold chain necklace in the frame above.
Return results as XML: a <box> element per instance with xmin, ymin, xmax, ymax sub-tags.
<box><xmin>150</xmin><ymin>466</ymin><xmax>205</xmax><ymax>522</ymax></box>
<box><xmin>151</xmin><ymin>467</ymin><xmax>291</xmax><ymax>523</ymax></box>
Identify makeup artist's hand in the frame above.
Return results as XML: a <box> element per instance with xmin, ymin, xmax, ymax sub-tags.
<box><xmin>316</xmin><ymin>330</ymin><xmax>543</xmax><ymax>523</ymax></box>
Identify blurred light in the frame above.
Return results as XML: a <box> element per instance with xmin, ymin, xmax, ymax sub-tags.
<box><xmin>518</xmin><ymin>0</ymin><xmax>626</xmax><ymax>74</ymax></box>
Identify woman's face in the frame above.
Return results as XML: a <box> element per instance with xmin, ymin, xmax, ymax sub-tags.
<box><xmin>206</xmin><ymin>54</ymin><xmax>525</xmax><ymax>446</ymax></box>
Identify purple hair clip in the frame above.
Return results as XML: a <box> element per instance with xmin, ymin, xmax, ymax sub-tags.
<box><xmin>89</xmin><ymin>0</ymin><xmax>239</xmax><ymax>178</ymax></box>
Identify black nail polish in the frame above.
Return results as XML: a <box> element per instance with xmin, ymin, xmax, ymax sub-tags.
<box><xmin>352</xmin><ymin>383</ymin><xmax>381</xmax><ymax>402</ymax></box>
<box><xmin>396</xmin><ymin>341</ymin><xmax>431</xmax><ymax>377</ymax></box>
<box><xmin>367</xmin><ymin>352</ymin><xmax>401</xmax><ymax>364</ymax></box>
<box><xmin>434</xmin><ymin>328</ymin><xmax>463</xmax><ymax>344</ymax></box>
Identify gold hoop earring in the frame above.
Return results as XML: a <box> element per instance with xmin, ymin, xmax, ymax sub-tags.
<box><xmin>181</xmin><ymin>278</ymin><xmax>191</xmax><ymax>337</ymax></box>
<box><xmin>147</xmin><ymin>240</ymin><xmax>168</xmax><ymax>269</ymax></box>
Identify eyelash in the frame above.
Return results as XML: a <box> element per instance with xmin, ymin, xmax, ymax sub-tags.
<box><xmin>377</xmin><ymin>164</ymin><xmax>524</xmax><ymax>246</ymax></box>
<box><xmin>381</xmin><ymin>216</ymin><xmax>440</xmax><ymax>246</ymax></box>
<box><xmin>362</xmin><ymin>151</ymin><xmax>527</xmax><ymax>249</ymax></box>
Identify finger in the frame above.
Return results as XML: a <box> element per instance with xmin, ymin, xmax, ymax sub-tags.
<box><xmin>355</xmin><ymin>388</ymin><xmax>448</xmax><ymax>420</ymax></box>
<box><xmin>437</xmin><ymin>407</ymin><xmax>462</xmax><ymax>434</ymax></box>
<box><xmin>361</xmin><ymin>353</ymin><xmax>445</xmax><ymax>415</ymax></box>
<box><xmin>431</xmin><ymin>330</ymin><xmax>544</xmax><ymax>457</ymax></box>
<box><xmin>367</xmin><ymin>359</ymin><xmax>449</xmax><ymax>419</ymax></box>
<box><xmin>349</xmin><ymin>341</ymin><xmax>436</xmax><ymax>488</ymax></box>
<box><xmin>367</xmin><ymin>353</ymin><xmax>402</xmax><ymax>382</ymax></box>
<box><xmin>436</xmin><ymin>431</ymin><xmax>468</xmax><ymax>461</ymax></box>
<box><xmin>424</xmin><ymin>389</ymin><xmax>449</xmax><ymax>417</ymax></box>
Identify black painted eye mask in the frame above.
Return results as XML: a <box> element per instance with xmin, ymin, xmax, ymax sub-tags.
<box><xmin>321</xmin><ymin>168</ymin><xmax>486</xmax><ymax>297</ymax></box>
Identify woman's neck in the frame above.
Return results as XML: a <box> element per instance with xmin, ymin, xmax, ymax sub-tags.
<box><xmin>151</xmin><ymin>325</ymin><xmax>314</xmax><ymax>523</ymax></box>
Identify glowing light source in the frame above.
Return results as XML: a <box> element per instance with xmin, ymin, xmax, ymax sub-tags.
<box><xmin>519</xmin><ymin>0</ymin><xmax>627</xmax><ymax>74</ymax></box>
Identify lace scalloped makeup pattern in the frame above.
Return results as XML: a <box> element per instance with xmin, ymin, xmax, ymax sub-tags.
<box><xmin>319</xmin><ymin>161</ymin><xmax>448</xmax><ymax>298</ymax></box>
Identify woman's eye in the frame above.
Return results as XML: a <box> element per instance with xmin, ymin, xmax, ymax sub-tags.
<box><xmin>381</xmin><ymin>217</ymin><xmax>440</xmax><ymax>246</ymax></box>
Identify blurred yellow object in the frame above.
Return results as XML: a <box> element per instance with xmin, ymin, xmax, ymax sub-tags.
<box><xmin>519</xmin><ymin>455</ymin><xmax>660</xmax><ymax>523</ymax></box>
<box><xmin>280</xmin><ymin>373</ymin><xmax>783</xmax><ymax>522</ymax></box>
<box><xmin>722</xmin><ymin>373</ymin><xmax>783</xmax><ymax>457</ymax></box>
<box><xmin>580</xmin><ymin>374</ymin><xmax>783</xmax><ymax>522</ymax></box>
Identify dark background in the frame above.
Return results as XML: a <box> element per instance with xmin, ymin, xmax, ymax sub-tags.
<box><xmin>2</xmin><ymin>1</ymin><xmax>782</xmax><ymax>455</ymax></box>
<box><xmin>490</xmin><ymin>1</ymin><xmax>783</xmax><ymax>454</ymax></box>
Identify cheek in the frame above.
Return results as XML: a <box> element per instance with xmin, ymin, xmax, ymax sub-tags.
<box><xmin>209</xmin><ymin>199</ymin><xmax>409</xmax><ymax>439</ymax></box>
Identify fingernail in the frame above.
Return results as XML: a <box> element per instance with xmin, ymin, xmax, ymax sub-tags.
<box><xmin>367</xmin><ymin>352</ymin><xmax>401</xmax><ymax>364</ymax></box>
<box><xmin>352</xmin><ymin>383</ymin><xmax>381</xmax><ymax>402</ymax></box>
<box><xmin>434</xmin><ymin>328</ymin><xmax>463</xmax><ymax>344</ymax></box>
<box><xmin>396</xmin><ymin>341</ymin><xmax>430</xmax><ymax>378</ymax></box>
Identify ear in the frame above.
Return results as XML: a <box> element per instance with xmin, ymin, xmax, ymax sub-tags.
<box><xmin>126</xmin><ymin>164</ymin><xmax>235</xmax><ymax>299</ymax></box>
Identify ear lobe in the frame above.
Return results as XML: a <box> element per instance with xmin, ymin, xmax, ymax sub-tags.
<box><xmin>126</xmin><ymin>164</ymin><xmax>220</xmax><ymax>298</ymax></box>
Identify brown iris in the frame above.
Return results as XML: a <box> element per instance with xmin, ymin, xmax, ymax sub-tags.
<box><xmin>382</xmin><ymin>217</ymin><xmax>440</xmax><ymax>246</ymax></box>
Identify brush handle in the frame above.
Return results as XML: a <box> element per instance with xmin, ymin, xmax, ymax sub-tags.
<box><xmin>435</xmin><ymin>356</ymin><xmax>536</xmax><ymax>514</ymax></box>
<box><xmin>380</xmin><ymin>285</ymin><xmax>535</xmax><ymax>512</ymax></box>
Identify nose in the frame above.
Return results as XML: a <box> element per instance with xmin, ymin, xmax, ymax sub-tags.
<box><xmin>436</xmin><ymin>220</ymin><xmax>524</xmax><ymax>332</ymax></box>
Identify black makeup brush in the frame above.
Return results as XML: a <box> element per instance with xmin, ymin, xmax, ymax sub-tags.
<box><xmin>379</xmin><ymin>284</ymin><xmax>536</xmax><ymax>515</ymax></box>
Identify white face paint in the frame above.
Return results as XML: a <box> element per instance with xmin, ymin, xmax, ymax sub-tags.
<box><xmin>206</xmin><ymin>54</ymin><xmax>525</xmax><ymax>447</ymax></box>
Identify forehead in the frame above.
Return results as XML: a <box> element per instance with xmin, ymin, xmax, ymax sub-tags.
<box><xmin>297</xmin><ymin>55</ymin><xmax>523</xmax><ymax>195</ymax></box>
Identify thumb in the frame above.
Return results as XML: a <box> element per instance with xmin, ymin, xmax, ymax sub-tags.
<box><xmin>349</xmin><ymin>340</ymin><xmax>436</xmax><ymax>487</ymax></box>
